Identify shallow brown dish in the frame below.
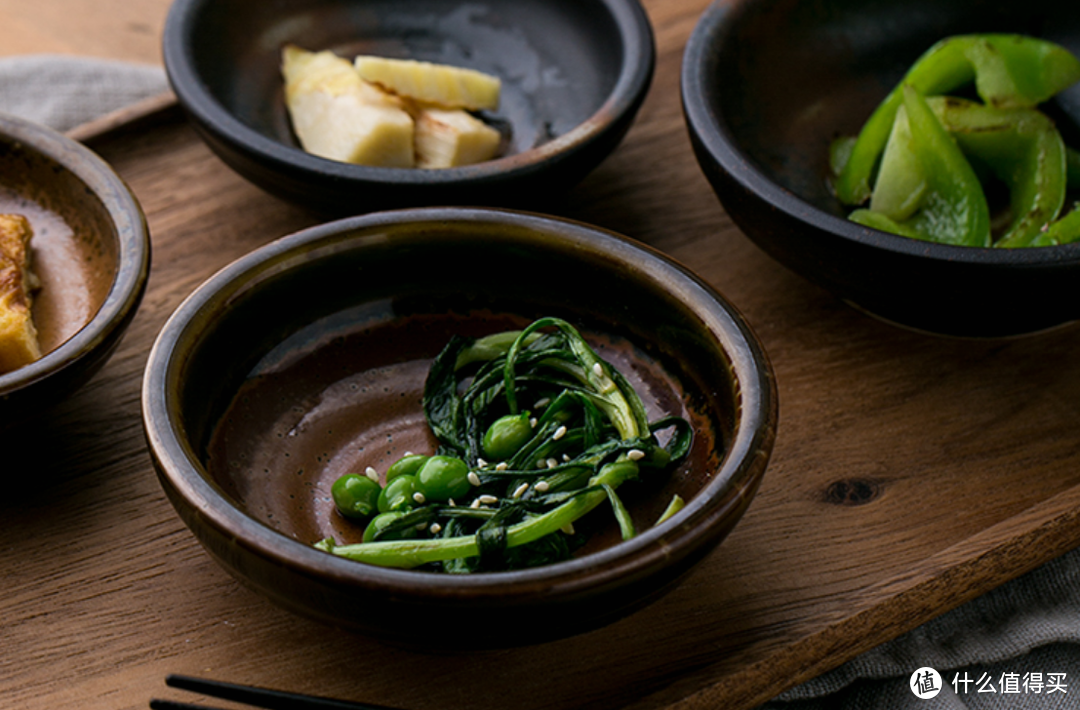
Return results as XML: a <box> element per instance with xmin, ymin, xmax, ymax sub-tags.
<box><xmin>141</xmin><ymin>207</ymin><xmax>777</xmax><ymax>648</ymax></box>
<box><xmin>162</xmin><ymin>0</ymin><xmax>655</xmax><ymax>214</ymax></box>
<box><xmin>0</xmin><ymin>113</ymin><xmax>150</xmax><ymax>423</ymax></box>
<box><xmin>682</xmin><ymin>0</ymin><xmax>1080</xmax><ymax>337</ymax></box>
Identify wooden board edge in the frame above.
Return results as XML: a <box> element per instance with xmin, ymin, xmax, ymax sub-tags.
<box><xmin>637</xmin><ymin>482</ymin><xmax>1080</xmax><ymax>710</ymax></box>
<box><xmin>65</xmin><ymin>90</ymin><xmax>181</xmax><ymax>144</ymax></box>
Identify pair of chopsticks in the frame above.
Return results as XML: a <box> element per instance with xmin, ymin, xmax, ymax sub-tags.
<box><xmin>150</xmin><ymin>674</ymin><xmax>402</xmax><ymax>710</ymax></box>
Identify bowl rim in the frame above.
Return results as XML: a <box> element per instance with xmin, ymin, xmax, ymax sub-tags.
<box><xmin>162</xmin><ymin>0</ymin><xmax>656</xmax><ymax>188</ymax></box>
<box><xmin>680</xmin><ymin>0</ymin><xmax>1080</xmax><ymax>268</ymax></box>
<box><xmin>142</xmin><ymin>206</ymin><xmax>776</xmax><ymax>601</ymax></box>
<box><xmin>0</xmin><ymin>112</ymin><xmax>151</xmax><ymax>397</ymax></box>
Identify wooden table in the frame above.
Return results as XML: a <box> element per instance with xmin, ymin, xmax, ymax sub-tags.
<box><xmin>5</xmin><ymin>2</ymin><xmax>1080</xmax><ymax>709</ymax></box>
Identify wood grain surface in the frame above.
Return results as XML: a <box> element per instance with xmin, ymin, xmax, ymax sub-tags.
<box><xmin>4</xmin><ymin>1</ymin><xmax>1080</xmax><ymax>710</ymax></box>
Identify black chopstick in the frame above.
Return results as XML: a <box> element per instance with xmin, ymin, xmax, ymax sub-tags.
<box><xmin>150</xmin><ymin>674</ymin><xmax>405</xmax><ymax>710</ymax></box>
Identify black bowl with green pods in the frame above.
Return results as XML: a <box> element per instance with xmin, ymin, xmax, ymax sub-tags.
<box><xmin>682</xmin><ymin>0</ymin><xmax>1080</xmax><ymax>337</ymax></box>
<box><xmin>141</xmin><ymin>207</ymin><xmax>777</xmax><ymax>648</ymax></box>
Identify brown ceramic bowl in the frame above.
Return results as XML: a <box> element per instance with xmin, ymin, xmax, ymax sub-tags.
<box><xmin>682</xmin><ymin>0</ymin><xmax>1080</xmax><ymax>337</ymax></box>
<box><xmin>142</xmin><ymin>207</ymin><xmax>777</xmax><ymax>648</ymax></box>
<box><xmin>162</xmin><ymin>0</ymin><xmax>655</xmax><ymax>214</ymax></box>
<box><xmin>0</xmin><ymin>113</ymin><xmax>150</xmax><ymax>423</ymax></box>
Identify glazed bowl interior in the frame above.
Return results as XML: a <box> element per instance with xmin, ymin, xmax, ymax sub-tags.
<box><xmin>683</xmin><ymin>0</ymin><xmax>1080</xmax><ymax>336</ymax></box>
<box><xmin>143</xmin><ymin>207</ymin><xmax>775</xmax><ymax>647</ymax></box>
<box><xmin>163</xmin><ymin>0</ymin><xmax>655</xmax><ymax>213</ymax></box>
<box><xmin>0</xmin><ymin>113</ymin><xmax>149</xmax><ymax>420</ymax></box>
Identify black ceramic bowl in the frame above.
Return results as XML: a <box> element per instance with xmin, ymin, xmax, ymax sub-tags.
<box><xmin>162</xmin><ymin>0</ymin><xmax>655</xmax><ymax>215</ymax></box>
<box><xmin>682</xmin><ymin>0</ymin><xmax>1080</xmax><ymax>337</ymax></box>
<box><xmin>0</xmin><ymin>113</ymin><xmax>150</xmax><ymax>424</ymax></box>
<box><xmin>141</xmin><ymin>207</ymin><xmax>776</xmax><ymax>648</ymax></box>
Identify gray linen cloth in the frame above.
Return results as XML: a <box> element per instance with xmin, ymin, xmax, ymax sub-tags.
<box><xmin>0</xmin><ymin>54</ymin><xmax>167</xmax><ymax>132</ymax></box>
<box><xmin>758</xmin><ymin>546</ymin><xmax>1080</xmax><ymax>708</ymax></box>
<box><xmin>3</xmin><ymin>53</ymin><xmax>1079</xmax><ymax>710</ymax></box>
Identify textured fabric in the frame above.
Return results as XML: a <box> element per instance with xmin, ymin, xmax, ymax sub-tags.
<box><xmin>0</xmin><ymin>54</ymin><xmax>167</xmax><ymax>133</ymax></box>
<box><xmin>759</xmin><ymin>546</ymin><xmax>1080</xmax><ymax>709</ymax></box>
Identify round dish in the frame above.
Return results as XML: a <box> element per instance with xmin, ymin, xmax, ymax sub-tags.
<box><xmin>682</xmin><ymin>0</ymin><xmax>1080</xmax><ymax>337</ymax></box>
<box><xmin>142</xmin><ymin>206</ymin><xmax>777</xmax><ymax>648</ymax></box>
<box><xmin>0</xmin><ymin>113</ymin><xmax>150</xmax><ymax>424</ymax></box>
<box><xmin>162</xmin><ymin>0</ymin><xmax>655</xmax><ymax>214</ymax></box>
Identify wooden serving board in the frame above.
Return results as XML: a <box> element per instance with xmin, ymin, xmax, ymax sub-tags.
<box><xmin>4</xmin><ymin>1</ymin><xmax>1080</xmax><ymax>709</ymax></box>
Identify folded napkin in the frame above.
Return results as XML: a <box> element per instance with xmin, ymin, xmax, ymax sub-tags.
<box><xmin>0</xmin><ymin>54</ymin><xmax>167</xmax><ymax>133</ymax></box>
<box><xmin>4</xmin><ymin>52</ymin><xmax>1079</xmax><ymax>710</ymax></box>
<box><xmin>757</xmin><ymin>545</ymin><xmax>1080</xmax><ymax>708</ymax></box>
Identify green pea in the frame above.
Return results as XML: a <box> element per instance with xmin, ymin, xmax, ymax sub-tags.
<box><xmin>481</xmin><ymin>413</ymin><xmax>533</xmax><ymax>460</ymax></box>
<box><xmin>416</xmin><ymin>455</ymin><xmax>471</xmax><ymax>501</ymax></box>
<box><xmin>331</xmin><ymin>473</ymin><xmax>382</xmax><ymax>520</ymax></box>
<box><xmin>377</xmin><ymin>474</ymin><xmax>419</xmax><ymax>513</ymax></box>
<box><xmin>362</xmin><ymin>511</ymin><xmax>415</xmax><ymax>542</ymax></box>
<box><xmin>386</xmin><ymin>454</ymin><xmax>429</xmax><ymax>482</ymax></box>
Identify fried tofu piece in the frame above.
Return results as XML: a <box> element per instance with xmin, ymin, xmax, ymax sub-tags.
<box><xmin>0</xmin><ymin>214</ymin><xmax>41</xmax><ymax>374</ymax></box>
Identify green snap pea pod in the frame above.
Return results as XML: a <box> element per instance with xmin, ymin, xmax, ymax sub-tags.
<box><xmin>1031</xmin><ymin>204</ymin><xmax>1080</xmax><ymax>246</ymax></box>
<box><xmin>865</xmin><ymin>95</ymin><xmax>1067</xmax><ymax>246</ymax></box>
<box><xmin>930</xmin><ymin>97</ymin><xmax>1067</xmax><ymax>248</ymax></box>
<box><xmin>850</xmin><ymin>85</ymin><xmax>991</xmax><ymax>246</ymax></box>
<box><xmin>834</xmin><ymin>34</ymin><xmax>1080</xmax><ymax>206</ymax></box>
<box><xmin>864</xmin><ymin>95</ymin><xmax>926</xmax><ymax>221</ymax></box>
<box><xmin>315</xmin><ymin>457</ymin><xmax>641</xmax><ymax>569</ymax></box>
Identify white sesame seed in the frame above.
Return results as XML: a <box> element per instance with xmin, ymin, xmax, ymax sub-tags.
<box><xmin>627</xmin><ymin>449</ymin><xmax>646</xmax><ymax>461</ymax></box>
<box><xmin>529</xmin><ymin>417</ymin><xmax>538</xmax><ymax>428</ymax></box>
<box><xmin>535</xmin><ymin>481</ymin><xmax>550</xmax><ymax>492</ymax></box>
<box><xmin>430</xmin><ymin>523</ymin><xmax>442</xmax><ymax>535</ymax></box>
<box><xmin>512</xmin><ymin>483</ymin><xmax>529</xmax><ymax>499</ymax></box>
<box><xmin>562</xmin><ymin>454</ymin><xmax>571</xmax><ymax>462</ymax></box>
<box><xmin>412</xmin><ymin>492</ymin><xmax>426</xmax><ymax>504</ymax></box>
<box><xmin>365</xmin><ymin>466</ymin><xmax>379</xmax><ymax>481</ymax></box>
<box><xmin>477</xmin><ymin>458</ymin><xmax>489</xmax><ymax>468</ymax></box>
<box><xmin>495</xmin><ymin>462</ymin><xmax>508</xmax><ymax>471</ymax></box>
<box><xmin>467</xmin><ymin>472</ymin><xmax>481</xmax><ymax>486</ymax></box>
<box><xmin>592</xmin><ymin>363</ymin><xmax>604</xmax><ymax>377</ymax></box>
<box><xmin>478</xmin><ymin>494</ymin><xmax>498</xmax><ymax>504</ymax></box>
<box><xmin>534</xmin><ymin>397</ymin><xmax>551</xmax><ymax>408</ymax></box>
<box><xmin>561</xmin><ymin>523</ymin><xmax>575</xmax><ymax>535</ymax></box>
<box><xmin>404</xmin><ymin>451</ymin><xmax>414</xmax><ymax>457</ymax></box>
<box><xmin>553</xmin><ymin>425</ymin><xmax>567</xmax><ymax>441</ymax></box>
<box><xmin>448</xmin><ymin>499</ymin><xmax>456</xmax><ymax>507</ymax></box>
<box><xmin>470</xmin><ymin>498</ymin><xmax>482</xmax><ymax>509</ymax></box>
<box><xmin>546</xmin><ymin>457</ymin><xmax>558</xmax><ymax>469</ymax></box>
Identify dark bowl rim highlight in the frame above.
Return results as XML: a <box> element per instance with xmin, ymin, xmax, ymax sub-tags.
<box><xmin>0</xmin><ymin>111</ymin><xmax>151</xmax><ymax>397</ymax></box>
<box><xmin>141</xmin><ymin>206</ymin><xmax>775</xmax><ymax>601</ymax></box>
<box><xmin>161</xmin><ymin>0</ymin><xmax>657</xmax><ymax>188</ymax></box>
<box><xmin>680</xmin><ymin>0</ymin><xmax>1080</xmax><ymax>269</ymax></box>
